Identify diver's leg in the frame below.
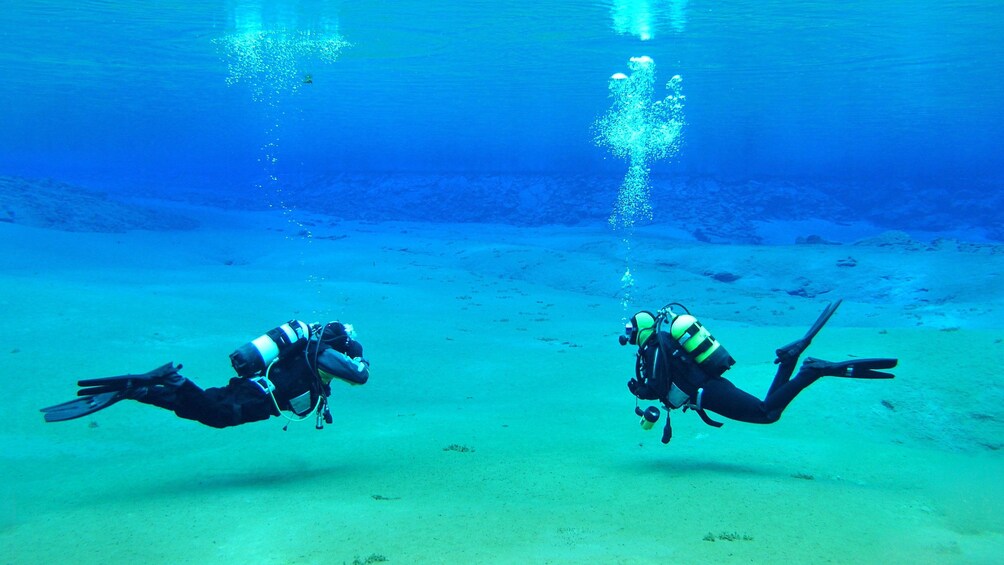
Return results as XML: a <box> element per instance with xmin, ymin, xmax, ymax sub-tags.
<box><xmin>705</xmin><ymin>356</ymin><xmax>896</xmax><ymax>426</ymax></box>
<box><xmin>760</xmin><ymin>358</ymin><xmax>896</xmax><ymax>421</ymax></box>
<box><xmin>699</xmin><ymin>377</ymin><xmax>781</xmax><ymax>424</ymax></box>
<box><xmin>174</xmin><ymin>379</ymin><xmax>276</xmax><ymax>428</ymax></box>
<box><xmin>766</xmin><ymin>359</ymin><xmax>798</xmax><ymax>397</ymax></box>
<box><xmin>702</xmin><ymin>369</ymin><xmax>825</xmax><ymax>424</ymax></box>
<box><xmin>760</xmin><ymin>364</ymin><xmax>825</xmax><ymax>419</ymax></box>
<box><xmin>768</xmin><ymin>299</ymin><xmax>843</xmax><ymax>396</ymax></box>
<box><xmin>136</xmin><ymin>378</ymin><xmax>275</xmax><ymax>428</ymax></box>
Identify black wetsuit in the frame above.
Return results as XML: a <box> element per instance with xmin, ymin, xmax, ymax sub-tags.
<box><xmin>634</xmin><ymin>331</ymin><xmax>822</xmax><ymax>424</ymax></box>
<box><xmin>137</xmin><ymin>352</ymin><xmax>329</xmax><ymax>429</ymax></box>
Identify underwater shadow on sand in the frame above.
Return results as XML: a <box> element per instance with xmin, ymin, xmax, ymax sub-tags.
<box><xmin>72</xmin><ymin>462</ymin><xmax>374</xmax><ymax>508</ymax></box>
<box><xmin>621</xmin><ymin>455</ymin><xmax>788</xmax><ymax>479</ymax></box>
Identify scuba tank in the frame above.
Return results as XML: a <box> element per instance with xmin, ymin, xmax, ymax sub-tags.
<box><xmin>657</xmin><ymin>304</ymin><xmax>735</xmax><ymax>377</ymax></box>
<box><xmin>230</xmin><ymin>320</ymin><xmax>311</xmax><ymax>378</ymax></box>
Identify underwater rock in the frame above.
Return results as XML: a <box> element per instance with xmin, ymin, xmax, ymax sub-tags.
<box><xmin>170</xmin><ymin>172</ymin><xmax>985</xmax><ymax>246</ymax></box>
<box><xmin>0</xmin><ymin>176</ymin><xmax>198</xmax><ymax>233</ymax></box>
<box><xmin>704</xmin><ymin>270</ymin><xmax>741</xmax><ymax>283</ymax></box>
<box><xmin>781</xmin><ymin>276</ymin><xmax>832</xmax><ymax>298</ymax></box>
<box><xmin>44</xmin><ymin>172</ymin><xmax>996</xmax><ymax>244</ymax></box>
<box><xmin>829</xmin><ymin>178</ymin><xmax>1004</xmax><ymax>239</ymax></box>
<box><xmin>929</xmin><ymin>238</ymin><xmax>960</xmax><ymax>252</ymax></box>
<box><xmin>796</xmin><ymin>234</ymin><xmax>841</xmax><ymax>245</ymax></box>
<box><xmin>693</xmin><ymin>224</ymin><xmax>762</xmax><ymax>245</ymax></box>
<box><xmin>853</xmin><ymin>230</ymin><xmax>927</xmax><ymax>251</ymax></box>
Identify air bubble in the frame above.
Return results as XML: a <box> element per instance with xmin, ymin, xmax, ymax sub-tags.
<box><xmin>594</xmin><ymin>57</ymin><xmax>685</xmax><ymax>229</ymax></box>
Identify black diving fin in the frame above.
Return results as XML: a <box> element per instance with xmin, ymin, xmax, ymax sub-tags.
<box><xmin>40</xmin><ymin>363</ymin><xmax>182</xmax><ymax>423</ymax></box>
<box><xmin>774</xmin><ymin>299</ymin><xmax>843</xmax><ymax>365</ymax></box>
<box><xmin>75</xmin><ymin>363</ymin><xmax>182</xmax><ymax>396</ymax></box>
<box><xmin>41</xmin><ymin>391</ymin><xmax>127</xmax><ymax>422</ymax></box>
<box><xmin>802</xmin><ymin>357</ymin><xmax>898</xmax><ymax>379</ymax></box>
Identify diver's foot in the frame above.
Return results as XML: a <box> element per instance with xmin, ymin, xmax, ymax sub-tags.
<box><xmin>775</xmin><ymin>300</ymin><xmax>843</xmax><ymax>365</ymax></box>
<box><xmin>801</xmin><ymin>357</ymin><xmax>898</xmax><ymax>379</ymax></box>
<box><xmin>774</xmin><ymin>338</ymin><xmax>809</xmax><ymax>365</ymax></box>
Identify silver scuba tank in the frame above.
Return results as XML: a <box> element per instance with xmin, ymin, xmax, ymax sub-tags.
<box><xmin>229</xmin><ymin>320</ymin><xmax>311</xmax><ymax>377</ymax></box>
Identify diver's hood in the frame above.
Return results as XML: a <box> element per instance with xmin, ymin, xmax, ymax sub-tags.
<box><xmin>627</xmin><ymin>311</ymin><xmax>657</xmax><ymax>347</ymax></box>
<box><xmin>310</xmin><ymin>321</ymin><xmax>363</xmax><ymax>357</ymax></box>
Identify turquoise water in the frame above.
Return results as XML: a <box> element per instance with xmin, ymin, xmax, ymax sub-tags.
<box><xmin>2</xmin><ymin>3</ymin><xmax>1004</xmax><ymax>563</ymax></box>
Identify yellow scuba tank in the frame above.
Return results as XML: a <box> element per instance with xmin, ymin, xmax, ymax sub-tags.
<box><xmin>664</xmin><ymin>307</ymin><xmax>735</xmax><ymax>377</ymax></box>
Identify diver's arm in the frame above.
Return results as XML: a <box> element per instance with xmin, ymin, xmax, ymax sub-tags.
<box><xmin>317</xmin><ymin>348</ymin><xmax>370</xmax><ymax>385</ymax></box>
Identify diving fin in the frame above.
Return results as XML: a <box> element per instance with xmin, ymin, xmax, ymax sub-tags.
<box><xmin>801</xmin><ymin>357</ymin><xmax>898</xmax><ymax>379</ymax></box>
<box><xmin>76</xmin><ymin>362</ymin><xmax>183</xmax><ymax>396</ymax></box>
<box><xmin>40</xmin><ymin>391</ymin><xmax>126</xmax><ymax>422</ymax></box>
<box><xmin>774</xmin><ymin>299</ymin><xmax>843</xmax><ymax>365</ymax></box>
<box><xmin>41</xmin><ymin>363</ymin><xmax>183</xmax><ymax>423</ymax></box>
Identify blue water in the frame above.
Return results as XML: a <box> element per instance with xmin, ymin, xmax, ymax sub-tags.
<box><xmin>3</xmin><ymin>0</ymin><xmax>1002</xmax><ymax>196</ymax></box>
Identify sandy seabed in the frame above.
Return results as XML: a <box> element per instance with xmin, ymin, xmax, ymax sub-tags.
<box><xmin>1</xmin><ymin>202</ymin><xmax>1001</xmax><ymax>565</ymax></box>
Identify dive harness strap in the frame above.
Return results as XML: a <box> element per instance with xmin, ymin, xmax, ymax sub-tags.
<box><xmin>249</xmin><ymin>375</ymin><xmax>276</xmax><ymax>394</ymax></box>
<box><xmin>684</xmin><ymin>388</ymin><xmax>724</xmax><ymax>428</ymax></box>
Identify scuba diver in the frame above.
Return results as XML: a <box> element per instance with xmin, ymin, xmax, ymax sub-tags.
<box><xmin>41</xmin><ymin>320</ymin><xmax>369</xmax><ymax>429</ymax></box>
<box><xmin>621</xmin><ymin>299</ymin><xmax>897</xmax><ymax>443</ymax></box>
